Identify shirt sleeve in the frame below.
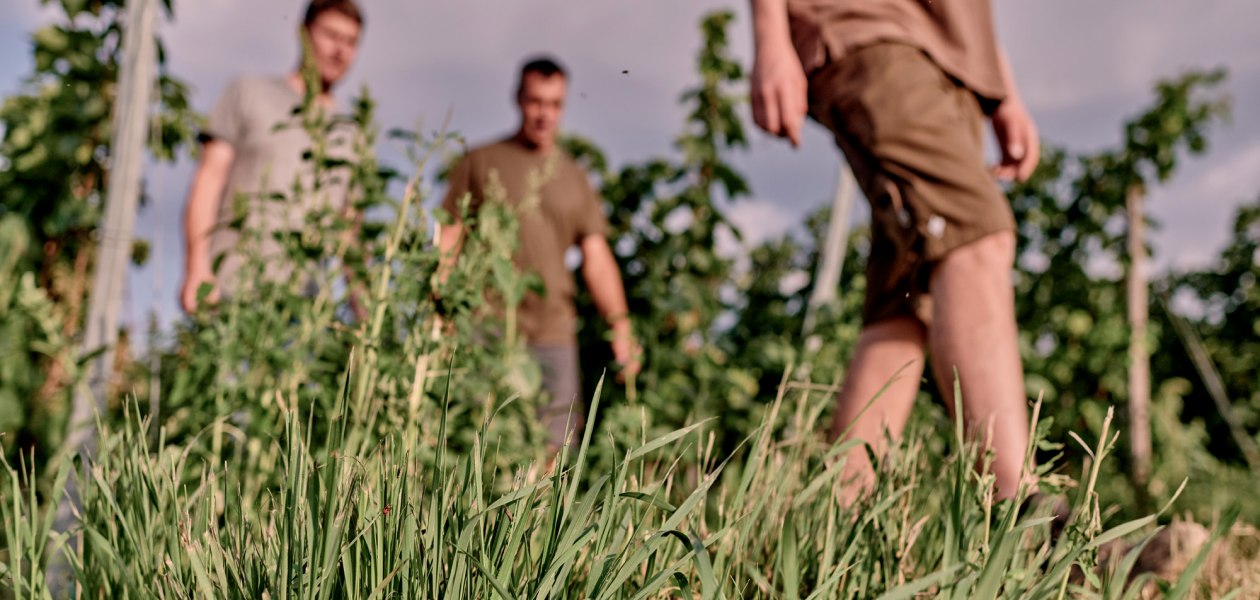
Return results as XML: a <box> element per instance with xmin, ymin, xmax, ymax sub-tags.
<box><xmin>574</xmin><ymin>167</ymin><xmax>608</xmax><ymax>242</ymax></box>
<box><xmin>198</xmin><ymin>78</ymin><xmax>246</xmax><ymax>147</ymax></box>
<box><xmin>441</xmin><ymin>153</ymin><xmax>478</xmax><ymax>221</ymax></box>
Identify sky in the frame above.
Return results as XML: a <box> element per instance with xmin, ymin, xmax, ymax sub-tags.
<box><xmin>2</xmin><ymin>0</ymin><xmax>1259</xmax><ymax>334</ymax></box>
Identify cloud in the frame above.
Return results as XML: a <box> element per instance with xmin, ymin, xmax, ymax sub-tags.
<box><xmin>0</xmin><ymin>1</ymin><xmax>53</xmax><ymax>26</ymax></box>
<box><xmin>999</xmin><ymin>0</ymin><xmax>1260</xmax><ymax>113</ymax></box>
<box><xmin>1149</xmin><ymin>137</ymin><xmax>1260</xmax><ymax>271</ymax></box>
<box><xmin>0</xmin><ymin>3</ymin><xmax>59</xmax><ymax>97</ymax></box>
<box><xmin>1200</xmin><ymin>142</ymin><xmax>1260</xmax><ymax>198</ymax></box>
<box><xmin>720</xmin><ymin>199</ymin><xmax>796</xmax><ymax>254</ymax></box>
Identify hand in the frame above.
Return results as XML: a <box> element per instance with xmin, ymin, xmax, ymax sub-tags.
<box><xmin>751</xmin><ymin>36</ymin><xmax>808</xmax><ymax>147</ymax></box>
<box><xmin>990</xmin><ymin>96</ymin><xmax>1040</xmax><ymax>182</ymax></box>
<box><xmin>180</xmin><ymin>267</ymin><xmax>218</xmax><ymax>314</ymax></box>
<box><xmin>609</xmin><ymin>322</ymin><xmax>641</xmax><ymax>383</ymax></box>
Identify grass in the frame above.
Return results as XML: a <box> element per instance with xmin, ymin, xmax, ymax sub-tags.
<box><xmin>0</xmin><ymin>362</ymin><xmax>1245</xmax><ymax>599</ymax></box>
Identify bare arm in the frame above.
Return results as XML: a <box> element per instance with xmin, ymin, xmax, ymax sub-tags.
<box><xmin>750</xmin><ymin>0</ymin><xmax>808</xmax><ymax>147</ymax></box>
<box><xmin>580</xmin><ymin>234</ymin><xmax>640</xmax><ymax>378</ymax></box>
<box><xmin>180</xmin><ymin>139</ymin><xmax>234</xmax><ymax>313</ymax></box>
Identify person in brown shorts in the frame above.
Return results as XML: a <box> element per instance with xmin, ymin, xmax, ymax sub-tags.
<box><xmin>750</xmin><ymin>0</ymin><xmax>1041</xmax><ymax>501</ymax></box>
<box><xmin>439</xmin><ymin>57</ymin><xmax>641</xmax><ymax>451</ymax></box>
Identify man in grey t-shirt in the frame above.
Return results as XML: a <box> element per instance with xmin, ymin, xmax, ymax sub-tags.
<box><xmin>180</xmin><ymin>0</ymin><xmax>364</xmax><ymax>312</ymax></box>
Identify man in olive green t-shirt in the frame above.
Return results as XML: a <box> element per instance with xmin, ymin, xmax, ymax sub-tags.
<box><xmin>750</xmin><ymin>0</ymin><xmax>1041</xmax><ymax>502</ymax></box>
<box><xmin>439</xmin><ymin>57</ymin><xmax>640</xmax><ymax>450</ymax></box>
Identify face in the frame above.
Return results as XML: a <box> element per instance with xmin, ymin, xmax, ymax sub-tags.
<box><xmin>516</xmin><ymin>72</ymin><xmax>567</xmax><ymax>150</ymax></box>
<box><xmin>304</xmin><ymin>11</ymin><xmax>361</xmax><ymax>90</ymax></box>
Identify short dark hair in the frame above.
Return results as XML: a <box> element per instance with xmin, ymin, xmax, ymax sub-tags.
<box><xmin>304</xmin><ymin>0</ymin><xmax>364</xmax><ymax>28</ymax></box>
<box><xmin>516</xmin><ymin>56</ymin><xmax>567</xmax><ymax>98</ymax></box>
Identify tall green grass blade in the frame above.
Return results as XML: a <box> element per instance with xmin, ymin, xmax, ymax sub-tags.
<box><xmin>875</xmin><ymin>565</ymin><xmax>960</xmax><ymax>600</ymax></box>
<box><xmin>619</xmin><ymin>490</ymin><xmax>677</xmax><ymax>514</ymax></box>
<box><xmin>453</xmin><ymin>543</ymin><xmax>518</xmax><ymax>600</ymax></box>
<box><xmin>779</xmin><ymin>512</ymin><xmax>800</xmax><ymax>600</ymax></box>
<box><xmin>1105</xmin><ymin>534</ymin><xmax>1155</xmax><ymax>600</ymax></box>
<box><xmin>689</xmin><ymin>529</ymin><xmax>721</xmax><ymax>600</ymax></box>
<box><xmin>1086</xmin><ymin>515</ymin><xmax>1157</xmax><ymax>552</ymax></box>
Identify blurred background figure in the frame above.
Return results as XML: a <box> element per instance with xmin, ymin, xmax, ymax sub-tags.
<box><xmin>180</xmin><ymin>0</ymin><xmax>363</xmax><ymax>313</ymax></box>
<box><xmin>438</xmin><ymin>57</ymin><xmax>641</xmax><ymax>452</ymax></box>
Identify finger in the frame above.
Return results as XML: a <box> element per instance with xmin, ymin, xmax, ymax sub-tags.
<box><xmin>1002</xmin><ymin>143</ymin><xmax>1026</xmax><ymax>176</ymax></box>
<box><xmin>1005</xmin><ymin>117</ymin><xmax>1030</xmax><ymax>159</ymax></box>
<box><xmin>992</xmin><ymin>163</ymin><xmax>1017</xmax><ymax>182</ymax></box>
<box><xmin>1005</xmin><ymin>141</ymin><xmax>1026</xmax><ymax>163</ymax></box>
<box><xmin>781</xmin><ymin>86</ymin><xmax>804</xmax><ymax>148</ymax></box>
<box><xmin>751</xmin><ymin>86</ymin><xmax>768</xmax><ymax>132</ymax></box>
<box><xmin>994</xmin><ymin>125</ymin><xmax>1026</xmax><ymax>182</ymax></box>
<box><xmin>1016</xmin><ymin>156</ymin><xmax>1034</xmax><ymax>182</ymax></box>
<box><xmin>1017</xmin><ymin>137</ymin><xmax>1040</xmax><ymax>182</ymax></box>
<box><xmin>758</xmin><ymin>85</ymin><xmax>782</xmax><ymax>139</ymax></box>
<box><xmin>785</xmin><ymin>123</ymin><xmax>801</xmax><ymax>148</ymax></box>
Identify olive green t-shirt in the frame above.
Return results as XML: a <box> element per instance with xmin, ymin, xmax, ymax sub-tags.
<box><xmin>441</xmin><ymin>136</ymin><xmax>608</xmax><ymax>346</ymax></box>
<box><xmin>787</xmin><ymin>0</ymin><xmax>1007</xmax><ymax>108</ymax></box>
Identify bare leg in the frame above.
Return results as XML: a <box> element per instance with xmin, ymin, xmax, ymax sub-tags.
<box><xmin>830</xmin><ymin>316</ymin><xmax>928</xmax><ymax>500</ymax></box>
<box><xmin>928</xmin><ymin>231</ymin><xmax>1030</xmax><ymax>500</ymax></box>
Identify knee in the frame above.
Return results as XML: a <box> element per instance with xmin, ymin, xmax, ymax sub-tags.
<box><xmin>941</xmin><ymin>231</ymin><xmax>1015</xmax><ymax>274</ymax></box>
<box><xmin>860</xmin><ymin>316</ymin><xmax>928</xmax><ymax>348</ymax></box>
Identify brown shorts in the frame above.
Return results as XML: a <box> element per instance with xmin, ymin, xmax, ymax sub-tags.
<box><xmin>807</xmin><ymin>43</ymin><xmax>1015</xmax><ymax>326</ymax></box>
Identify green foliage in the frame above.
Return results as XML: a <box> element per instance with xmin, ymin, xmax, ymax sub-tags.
<box><xmin>721</xmin><ymin>205</ymin><xmax>868</xmax><ymax>401</ymax></box>
<box><xmin>999</xmin><ymin>71</ymin><xmax>1243</xmax><ymax>516</ymax></box>
<box><xmin>570</xmin><ymin>10</ymin><xmax>760</xmax><ymax>458</ymax></box>
<box><xmin>1007</xmin><ymin>71</ymin><xmax>1230</xmax><ymax>446</ymax></box>
<box><xmin>0</xmin><ymin>0</ymin><xmax>199</xmax><ymax>462</ymax></box>
<box><xmin>1144</xmin><ymin>197</ymin><xmax>1260</xmax><ymax>523</ymax></box>
<box><xmin>1167</xmin><ymin>199</ymin><xmax>1260</xmax><ymax>443</ymax></box>
<box><xmin>0</xmin><ymin>216</ymin><xmax>74</xmax><ymax>450</ymax></box>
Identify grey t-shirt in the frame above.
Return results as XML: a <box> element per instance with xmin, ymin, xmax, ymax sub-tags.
<box><xmin>202</xmin><ymin>75</ymin><xmax>352</xmax><ymax>295</ymax></box>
